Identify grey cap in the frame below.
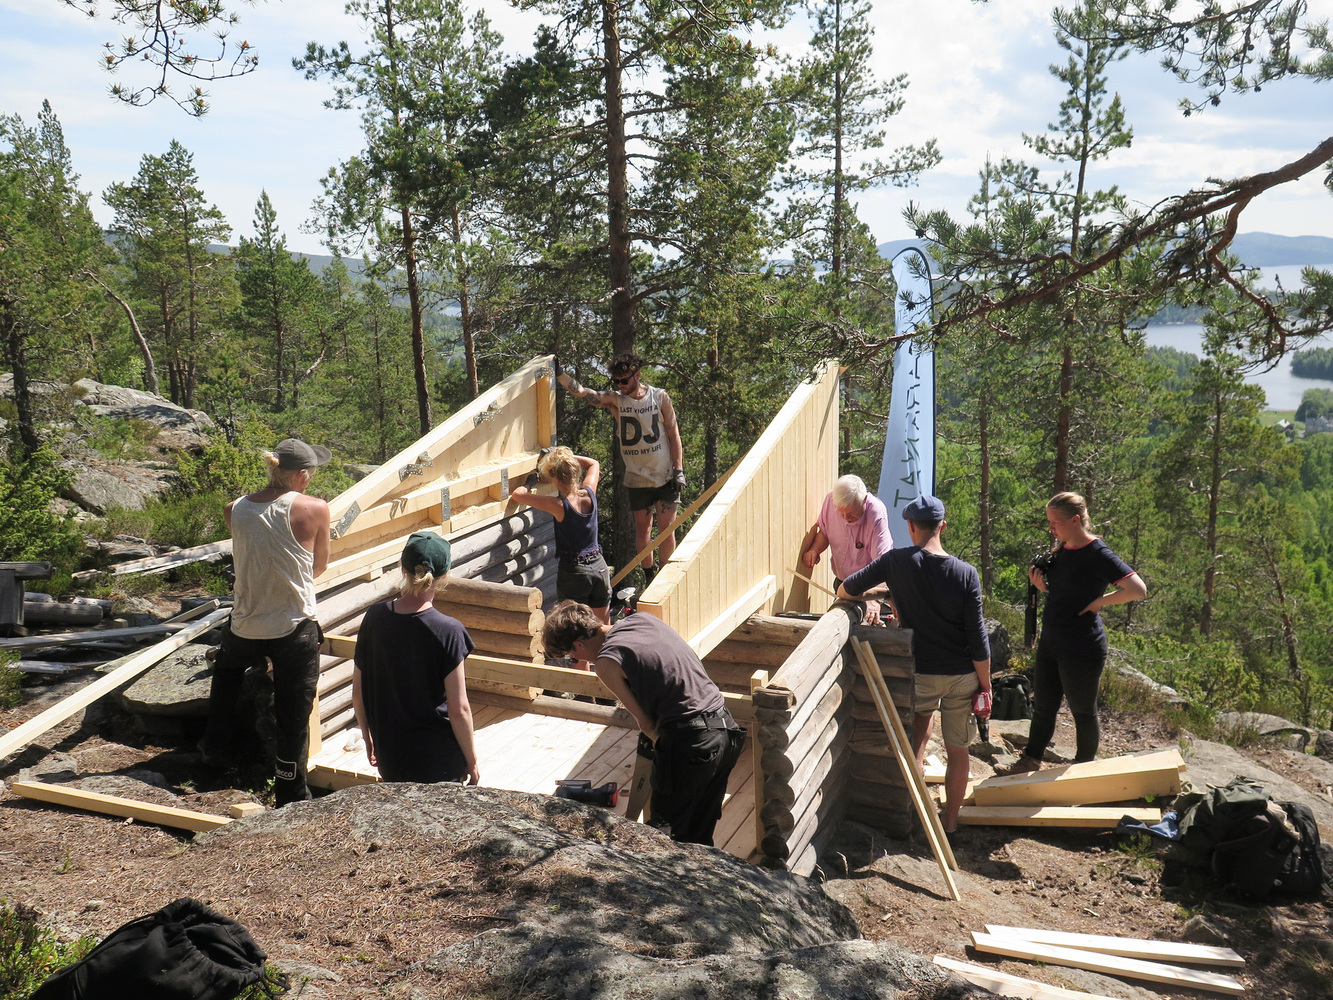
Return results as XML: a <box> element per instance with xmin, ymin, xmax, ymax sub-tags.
<box><xmin>274</xmin><ymin>438</ymin><xmax>332</xmax><ymax>470</ymax></box>
<box><xmin>902</xmin><ymin>494</ymin><xmax>945</xmax><ymax>522</ymax></box>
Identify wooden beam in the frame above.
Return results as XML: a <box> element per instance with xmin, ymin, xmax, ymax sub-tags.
<box><xmin>969</xmin><ymin>932</ymin><xmax>1246</xmax><ymax>996</ymax></box>
<box><xmin>0</xmin><ymin>621</ymin><xmax>191</xmax><ymax>652</ymax></box>
<box><xmin>958</xmin><ymin>806</ymin><xmax>1162</xmax><ymax>828</ymax></box>
<box><xmin>983</xmin><ymin>926</ymin><xmax>1245</xmax><ymax>968</ymax></box>
<box><xmin>10</xmin><ymin>780</ymin><xmax>231</xmax><ymax>833</ymax></box>
<box><xmin>0</xmin><ymin>608</ymin><xmax>232</xmax><ymax>762</ymax></box>
<box><xmin>71</xmin><ymin>541</ymin><xmax>232</xmax><ymax>580</ymax></box>
<box><xmin>972</xmin><ymin>750</ymin><xmax>1185</xmax><ymax>807</ymax></box>
<box><xmin>932</xmin><ymin>956</ymin><xmax>1122</xmax><ymax>1000</ymax></box>
<box><xmin>682</xmin><ymin>574</ymin><xmax>777</xmax><ymax>660</ymax></box>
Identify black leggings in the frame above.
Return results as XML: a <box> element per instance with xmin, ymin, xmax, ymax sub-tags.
<box><xmin>1024</xmin><ymin>638</ymin><xmax>1107</xmax><ymax>764</ymax></box>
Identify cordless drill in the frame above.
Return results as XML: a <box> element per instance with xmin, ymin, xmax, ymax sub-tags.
<box><xmin>554</xmin><ymin>779</ymin><xmax>619</xmax><ymax>807</ymax></box>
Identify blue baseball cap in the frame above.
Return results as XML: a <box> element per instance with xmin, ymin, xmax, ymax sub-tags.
<box><xmin>902</xmin><ymin>494</ymin><xmax>946</xmax><ymax>522</ymax></box>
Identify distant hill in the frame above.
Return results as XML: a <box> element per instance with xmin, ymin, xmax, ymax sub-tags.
<box><xmin>877</xmin><ymin>233</ymin><xmax>1333</xmax><ymax>268</ymax></box>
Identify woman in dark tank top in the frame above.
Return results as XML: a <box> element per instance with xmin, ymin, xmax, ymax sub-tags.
<box><xmin>511</xmin><ymin>446</ymin><xmax>612</xmax><ymax>626</ymax></box>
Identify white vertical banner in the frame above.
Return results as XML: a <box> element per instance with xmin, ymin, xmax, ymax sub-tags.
<box><xmin>878</xmin><ymin>246</ymin><xmax>936</xmax><ymax>549</ymax></box>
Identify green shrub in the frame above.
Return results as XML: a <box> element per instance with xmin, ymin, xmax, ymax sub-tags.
<box><xmin>0</xmin><ymin>448</ymin><xmax>84</xmax><ymax>569</ymax></box>
<box><xmin>78</xmin><ymin>413</ymin><xmax>161</xmax><ymax>460</ymax></box>
<box><xmin>0</xmin><ymin>652</ymin><xmax>20</xmax><ymax>709</ymax></box>
<box><xmin>0</xmin><ymin>900</ymin><xmax>95</xmax><ymax>999</ymax></box>
<box><xmin>1117</xmin><ymin>633</ymin><xmax>1259</xmax><ymax>712</ymax></box>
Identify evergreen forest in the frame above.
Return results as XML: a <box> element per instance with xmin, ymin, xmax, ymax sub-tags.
<box><xmin>4</xmin><ymin>0</ymin><xmax>1333</xmax><ymax>730</ymax></box>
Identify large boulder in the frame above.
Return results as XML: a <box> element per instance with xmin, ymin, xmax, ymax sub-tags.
<box><xmin>60</xmin><ymin>458</ymin><xmax>176</xmax><ymax>514</ymax></box>
<box><xmin>73</xmin><ymin>378</ymin><xmax>215</xmax><ymax>450</ymax></box>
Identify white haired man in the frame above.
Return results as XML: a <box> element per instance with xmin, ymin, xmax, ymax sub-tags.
<box><xmin>800</xmin><ymin>474</ymin><xmax>892</xmax><ymax>622</ymax></box>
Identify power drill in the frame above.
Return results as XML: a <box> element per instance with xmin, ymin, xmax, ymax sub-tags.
<box><xmin>973</xmin><ymin>688</ymin><xmax>992</xmax><ymax>744</ymax></box>
<box><xmin>554</xmin><ymin>779</ymin><xmax>619</xmax><ymax>808</ymax></box>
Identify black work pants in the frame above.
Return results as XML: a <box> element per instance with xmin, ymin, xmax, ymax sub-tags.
<box><xmin>651</xmin><ymin>715</ymin><xmax>746</xmax><ymax>846</ymax></box>
<box><xmin>1024</xmin><ymin>637</ymin><xmax>1107</xmax><ymax>764</ymax></box>
<box><xmin>201</xmin><ymin>619</ymin><xmax>321</xmax><ymax>806</ymax></box>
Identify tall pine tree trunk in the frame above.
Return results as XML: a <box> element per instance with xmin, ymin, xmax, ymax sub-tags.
<box><xmin>603</xmin><ymin>0</ymin><xmax>634</xmax><ymax>360</ymax></box>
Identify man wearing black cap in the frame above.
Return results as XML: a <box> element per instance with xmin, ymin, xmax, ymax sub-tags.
<box><xmin>837</xmin><ymin>495</ymin><xmax>991</xmax><ymax>837</ymax></box>
<box><xmin>200</xmin><ymin>438</ymin><xmax>332</xmax><ymax>805</ymax></box>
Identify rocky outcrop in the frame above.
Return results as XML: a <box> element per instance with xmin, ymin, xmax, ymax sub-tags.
<box><xmin>73</xmin><ymin>379</ymin><xmax>214</xmax><ymax>451</ymax></box>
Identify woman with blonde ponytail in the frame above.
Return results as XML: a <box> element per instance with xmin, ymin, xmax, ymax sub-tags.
<box><xmin>352</xmin><ymin>532</ymin><xmax>479</xmax><ymax>784</ymax></box>
<box><xmin>1005</xmin><ymin>492</ymin><xmax>1147</xmax><ymax>774</ymax></box>
<box><xmin>511</xmin><ymin>446</ymin><xmax>611</xmax><ymax>626</ymax></box>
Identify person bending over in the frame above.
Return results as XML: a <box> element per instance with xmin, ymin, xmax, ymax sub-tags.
<box><xmin>800</xmin><ymin>473</ymin><xmax>892</xmax><ymax>622</ymax></box>
<box><xmin>352</xmin><ymin>532</ymin><xmax>480</xmax><ymax>785</ymax></box>
<box><xmin>541</xmin><ymin>601</ymin><xmax>744</xmax><ymax>845</ymax></box>
<box><xmin>838</xmin><ymin>495</ymin><xmax>990</xmax><ymax>836</ymax></box>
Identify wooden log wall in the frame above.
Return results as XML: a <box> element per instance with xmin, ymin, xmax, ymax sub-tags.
<box><xmin>638</xmin><ymin>362</ymin><xmax>840</xmax><ymax>652</ymax></box>
<box><xmin>749</xmin><ymin>603</ymin><xmax>919</xmax><ymax>872</ymax></box>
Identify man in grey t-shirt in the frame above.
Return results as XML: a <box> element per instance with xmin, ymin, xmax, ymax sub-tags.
<box><xmin>542</xmin><ymin>602</ymin><xmax>744</xmax><ymax>845</ymax></box>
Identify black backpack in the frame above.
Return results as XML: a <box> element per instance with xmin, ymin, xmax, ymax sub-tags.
<box><xmin>1179</xmin><ymin>779</ymin><xmax>1325</xmax><ymax>903</ymax></box>
<box><xmin>991</xmin><ymin>674</ymin><xmax>1033</xmax><ymax>721</ymax></box>
<box><xmin>31</xmin><ymin>898</ymin><xmax>286</xmax><ymax>1000</ymax></box>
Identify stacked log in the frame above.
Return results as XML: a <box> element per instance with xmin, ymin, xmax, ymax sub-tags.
<box><xmin>844</xmin><ymin>622</ymin><xmax>916</xmax><ymax>839</ymax></box>
<box><xmin>751</xmin><ymin>602</ymin><xmax>861</xmax><ymax>871</ymax></box>
<box><xmin>435</xmin><ymin>575</ymin><xmax>546</xmax><ymax>699</ymax></box>
<box><xmin>700</xmin><ymin>614</ymin><xmax>815</xmax><ymax>694</ymax></box>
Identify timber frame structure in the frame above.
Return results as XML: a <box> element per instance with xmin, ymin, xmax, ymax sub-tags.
<box><xmin>0</xmin><ymin>354</ymin><xmax>918</xmax><ymax>874</ymax></box>
<box><xmin>298</xmin><ymin>356</ymin><xmax>920</xmax><ymax>874</ymax></box>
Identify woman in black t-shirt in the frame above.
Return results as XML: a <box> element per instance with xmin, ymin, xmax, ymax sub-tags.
<box><xmin>1007</xmin><ymin>492</ymin><xmax>1147</xmax><ymax>773</ymax></box>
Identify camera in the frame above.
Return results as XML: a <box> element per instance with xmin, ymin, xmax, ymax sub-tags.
<box><xmin>1024</xmin><ymin>550</ymin><xmax>1056</xmax><ymax>648</ymax></box>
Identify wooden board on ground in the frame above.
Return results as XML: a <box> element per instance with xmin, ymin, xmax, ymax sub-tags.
<box><xmin>972</xmin><ymin>749</ymin><xmax>1185</xmax><ymax>807</ymax></box>
<box><xmin>10</xmin><ymin>780</ymin><xmax>230</xmax><ymax>833</ymax></box>
<box><xmin>932</xmin><ymin>956</ymin><xmax>1123</xmax><ymax>1000</ymax></box>
<box><xmin>959</xmin><ymin>806</ymin><xmax>1161</xmax><ymax>828</ymax></box>
<box><xmin>983</xmin><ymin>925</ymin><xmax>1245</xmax><ymax>968</ymax></box>
<box><xmin>969</xmin><ymin>931</ymin><xmax>1246</xmax><ymax>996</ymax></box>
<box><xmin>0</xmin><ymin>608</ymin><xmax>232</xmax><ymax>762</ymax></box>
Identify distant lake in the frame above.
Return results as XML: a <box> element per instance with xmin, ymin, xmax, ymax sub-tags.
<box><xmin>1145</xmin><ymin>323</ymin><xmax>1333</xmax><ymax>411</ymax></box>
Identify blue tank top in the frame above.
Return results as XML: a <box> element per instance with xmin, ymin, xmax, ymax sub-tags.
<box><xmin>554</xmin><ymin>488</ymin><xmax>602</xmax><ymax>562</ymax></box>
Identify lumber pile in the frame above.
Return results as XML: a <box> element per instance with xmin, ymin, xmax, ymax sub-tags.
<box><xmin>958</xmin><ymin>750</ymin><xmax>1183</xmax><ymax>829</ymax></box>
<box><xmin>956</xmin><ymin>924</ymin><xmax>1247</xmax><ymax>996</ymax></box>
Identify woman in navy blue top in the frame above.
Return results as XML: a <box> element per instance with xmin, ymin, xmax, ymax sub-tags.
<box><xmin>1008</xmin><ymin>492</ymin><xmax>1147</xmax><ymax>773</ymax></box>
<box><xmin>511</xmin><ymin>447</ymin><xmax>611</xmax><ymax>629</ymax></box>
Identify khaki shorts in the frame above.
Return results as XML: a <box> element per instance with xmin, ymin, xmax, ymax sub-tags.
<box><xmin>914</xmin><ymin>671</ymin><xmax>980</xmax><ymax>748</ymax></box>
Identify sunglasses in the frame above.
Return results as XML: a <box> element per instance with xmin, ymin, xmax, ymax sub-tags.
<box><xmin>612</xmin><ymin>373</ymin><xmax>638</xmax><ymax>385</ymax></box>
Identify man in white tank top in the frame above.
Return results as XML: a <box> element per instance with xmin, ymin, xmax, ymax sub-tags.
<box><xmin>200</xmin><ymin>438</ymin><xmax>331</xmax><ymax>806</ymax></box>
<box><xmin>558</xmin><ymin>353</ymin><xmax>685</xmax><ymax>586</ymax></box>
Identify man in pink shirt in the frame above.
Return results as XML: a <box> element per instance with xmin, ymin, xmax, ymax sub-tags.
<box><xmin>801</xmin><ymin>474</ymin><xmax>892</xmax><ymax>622</ymax></box>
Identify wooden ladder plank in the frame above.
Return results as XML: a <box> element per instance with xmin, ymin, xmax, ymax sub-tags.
<box><xmin>984</xmin><ymin>925</ymin><xmax>1245</xmax><ymax>968</ymax></box>
<box><xmin>11</xmin><ymin>780</ymin><xmax>231</xmax><ymax>832</ymax></box>
<box><xmin>932</xmin><ymin>956</ymin><xmax>1123</xmax><ymax>1000</ymax></box>
<box><xmin>959</xmin><ymin>806</ymin><xmax>1161</xmax><ymax>828</ymax></box>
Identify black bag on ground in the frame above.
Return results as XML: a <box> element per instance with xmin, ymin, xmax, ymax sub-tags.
<box><xmin>991</xmin><ymin>674</ymin><xmax>1033</xmax><ymax>720</ymax></box>
<box><xmin>32</xmin><ymin>897</ymin><xmax>285</xmax><ymax>1000</ymax></box>
<box><xmin>1177</xmin><ymin>778</ymin><xmax>1325</xmax><ymax>902</ymax></box>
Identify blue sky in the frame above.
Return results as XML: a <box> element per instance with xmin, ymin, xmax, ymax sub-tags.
<box><xmin>3</xmin><ymin>0</ymin><xmax>1330</xmax><ymax>259</ymax></box>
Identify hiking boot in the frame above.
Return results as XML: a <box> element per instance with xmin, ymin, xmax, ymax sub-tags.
<box><xmin>999</xmin><ymin>755</ymin><xmax>1042</xmax><ymax>776</ymax></box>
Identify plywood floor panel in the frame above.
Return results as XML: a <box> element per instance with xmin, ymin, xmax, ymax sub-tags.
<box><xmin>309</xmin><ymin>712</ymin><xmax>755</xmax><ymax>860</ymax></box>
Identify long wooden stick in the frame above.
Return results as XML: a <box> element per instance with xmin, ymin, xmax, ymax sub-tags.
<box><xmin>10</xmin><ymin>780</ymin><xmax>231</xmax><ymax>833</ymax></box>
<box><xmin>791</xmin><ymin>568</ymin><xmax>837</xmax><ymax>598</ymax></box>
<box><xmin>852</xmin><ymin>638</ymin><xmax>960</xmax><ymax>899</ymax></box>
<box><xmin>609</xmin><ymin>457</ymin><xmax>743</xmax><ymax>588</ymax></box>
<box><xmin>0</xmin><ymin>607</ymin><xmax>231</xmax><ymax>762</ymax></box>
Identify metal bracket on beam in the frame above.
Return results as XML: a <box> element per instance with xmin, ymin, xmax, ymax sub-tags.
<box><xmin>440</xmin><ymin>487</ymin><xmax>451</xmax><ymax>522</ymax></box>
<box><xmin>473</xmin><ymin>402</ymin><xmax>501</xmax><ymax>426</ymax></box>
<box><xmin>499</xmin><ymin>469</ymin><xmax>510</xmax><ymax>500</ymax></box>
<box><xmin>398</xmin><ymin>451</ymin><xmax>434</xmax><ymax>482</ymax></box>
<box><xmin>331</xmin><ymin>502</ymin><xmax>361</xmax><ymax>539</ymax></box>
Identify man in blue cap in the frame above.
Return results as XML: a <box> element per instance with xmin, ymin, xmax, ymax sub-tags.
<box><xmin>837</xmin><ymin>494</ymin><xmax>991</xmax><ymax>838</ymax></box>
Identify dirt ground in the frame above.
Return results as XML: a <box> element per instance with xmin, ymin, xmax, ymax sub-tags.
<box><xmin>3</xmin><ymin>609</ymin><xmax>1332</xmax><ymax>999</ymax></box>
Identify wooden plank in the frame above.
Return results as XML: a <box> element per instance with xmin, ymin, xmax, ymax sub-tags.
<box><xmin>959</xmin><ymin>806</ymin><xmax>1162</xmax><ymax>828</ymax></box>
<box><xmin>0</xmin><ymin>621</ymin><xmax>192</xmax><ymax>651</ymax></box>
<box><xmin>932</xmin><ymin>956</ymin><xmax>1123</xmax><ymax>1000</ymax></box>
<box><xmin>11</xmin><ymin>780</ymin><xmax>231</xmax><ymax>832</ymax></box>
<box><xmin>0</xmin><ymin>608</ymin><xmax>232</xmax><ymax>762</ymax></box>
<box><xmin>72</xmin><ymin>541</ymin><xmax>233</xmax><ymax>580</ymax></box>
<box><xmin>983</xmin><ymin>926</ymin><xmax>1245</xmax><ymax>968</ymax></box>
<box><xmin>973</xmin><ymin>750</ymin><xmax>1185</xmax><ymax>807</ymax></box>
<box><xmin>684</xmin><ymin>575</ymin><xmax>777</xmax><ymax>660</ymax></box>
<box><xmin>229</xmin><ymin>802</ymin><xmax>265</xmax><ymax>819</ymax></box>
<box><xmin>852</xmin><ymin>638</ymin><xmax>959</xmax><ymax>896</ymax></box>
<box><xmin>970</xmin><ymin>932</ymin><xmax>1246</xmax><ymax>996</ymax></box>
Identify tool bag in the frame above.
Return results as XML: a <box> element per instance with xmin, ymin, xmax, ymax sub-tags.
<box><xmin>32</xmin><ymin>898</ymin><xmax>286</xmax><ymax>1000</ymax></box>
<box><xmin>991</xmin><ymin>674</ymin><xmax>1033</xmax><ymax>721</ymax></box>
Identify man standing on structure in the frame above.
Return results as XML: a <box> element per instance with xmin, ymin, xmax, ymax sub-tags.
<box><xmin>200</xmin><ymin>438</ymin><xmax>331</xmax><ymax>806</ymax></box>
<box><xmin>799</xmin><ymin>473</ymin><xmax>892</xmax><ymax>622</ymax></box>
<box><xmin>837</xmin><ymin>495</ymin><xmax>991</xmax><ymax>838</ymax></box>
<box><xmin>541</xmin><ymin>601</ymin><xmax>745</xmax><ymax>846</ymax></box>
<box><xmin>557</xmin><ymin>354</ymin><xmax>685</xmax><ymax>586</ymax></box>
